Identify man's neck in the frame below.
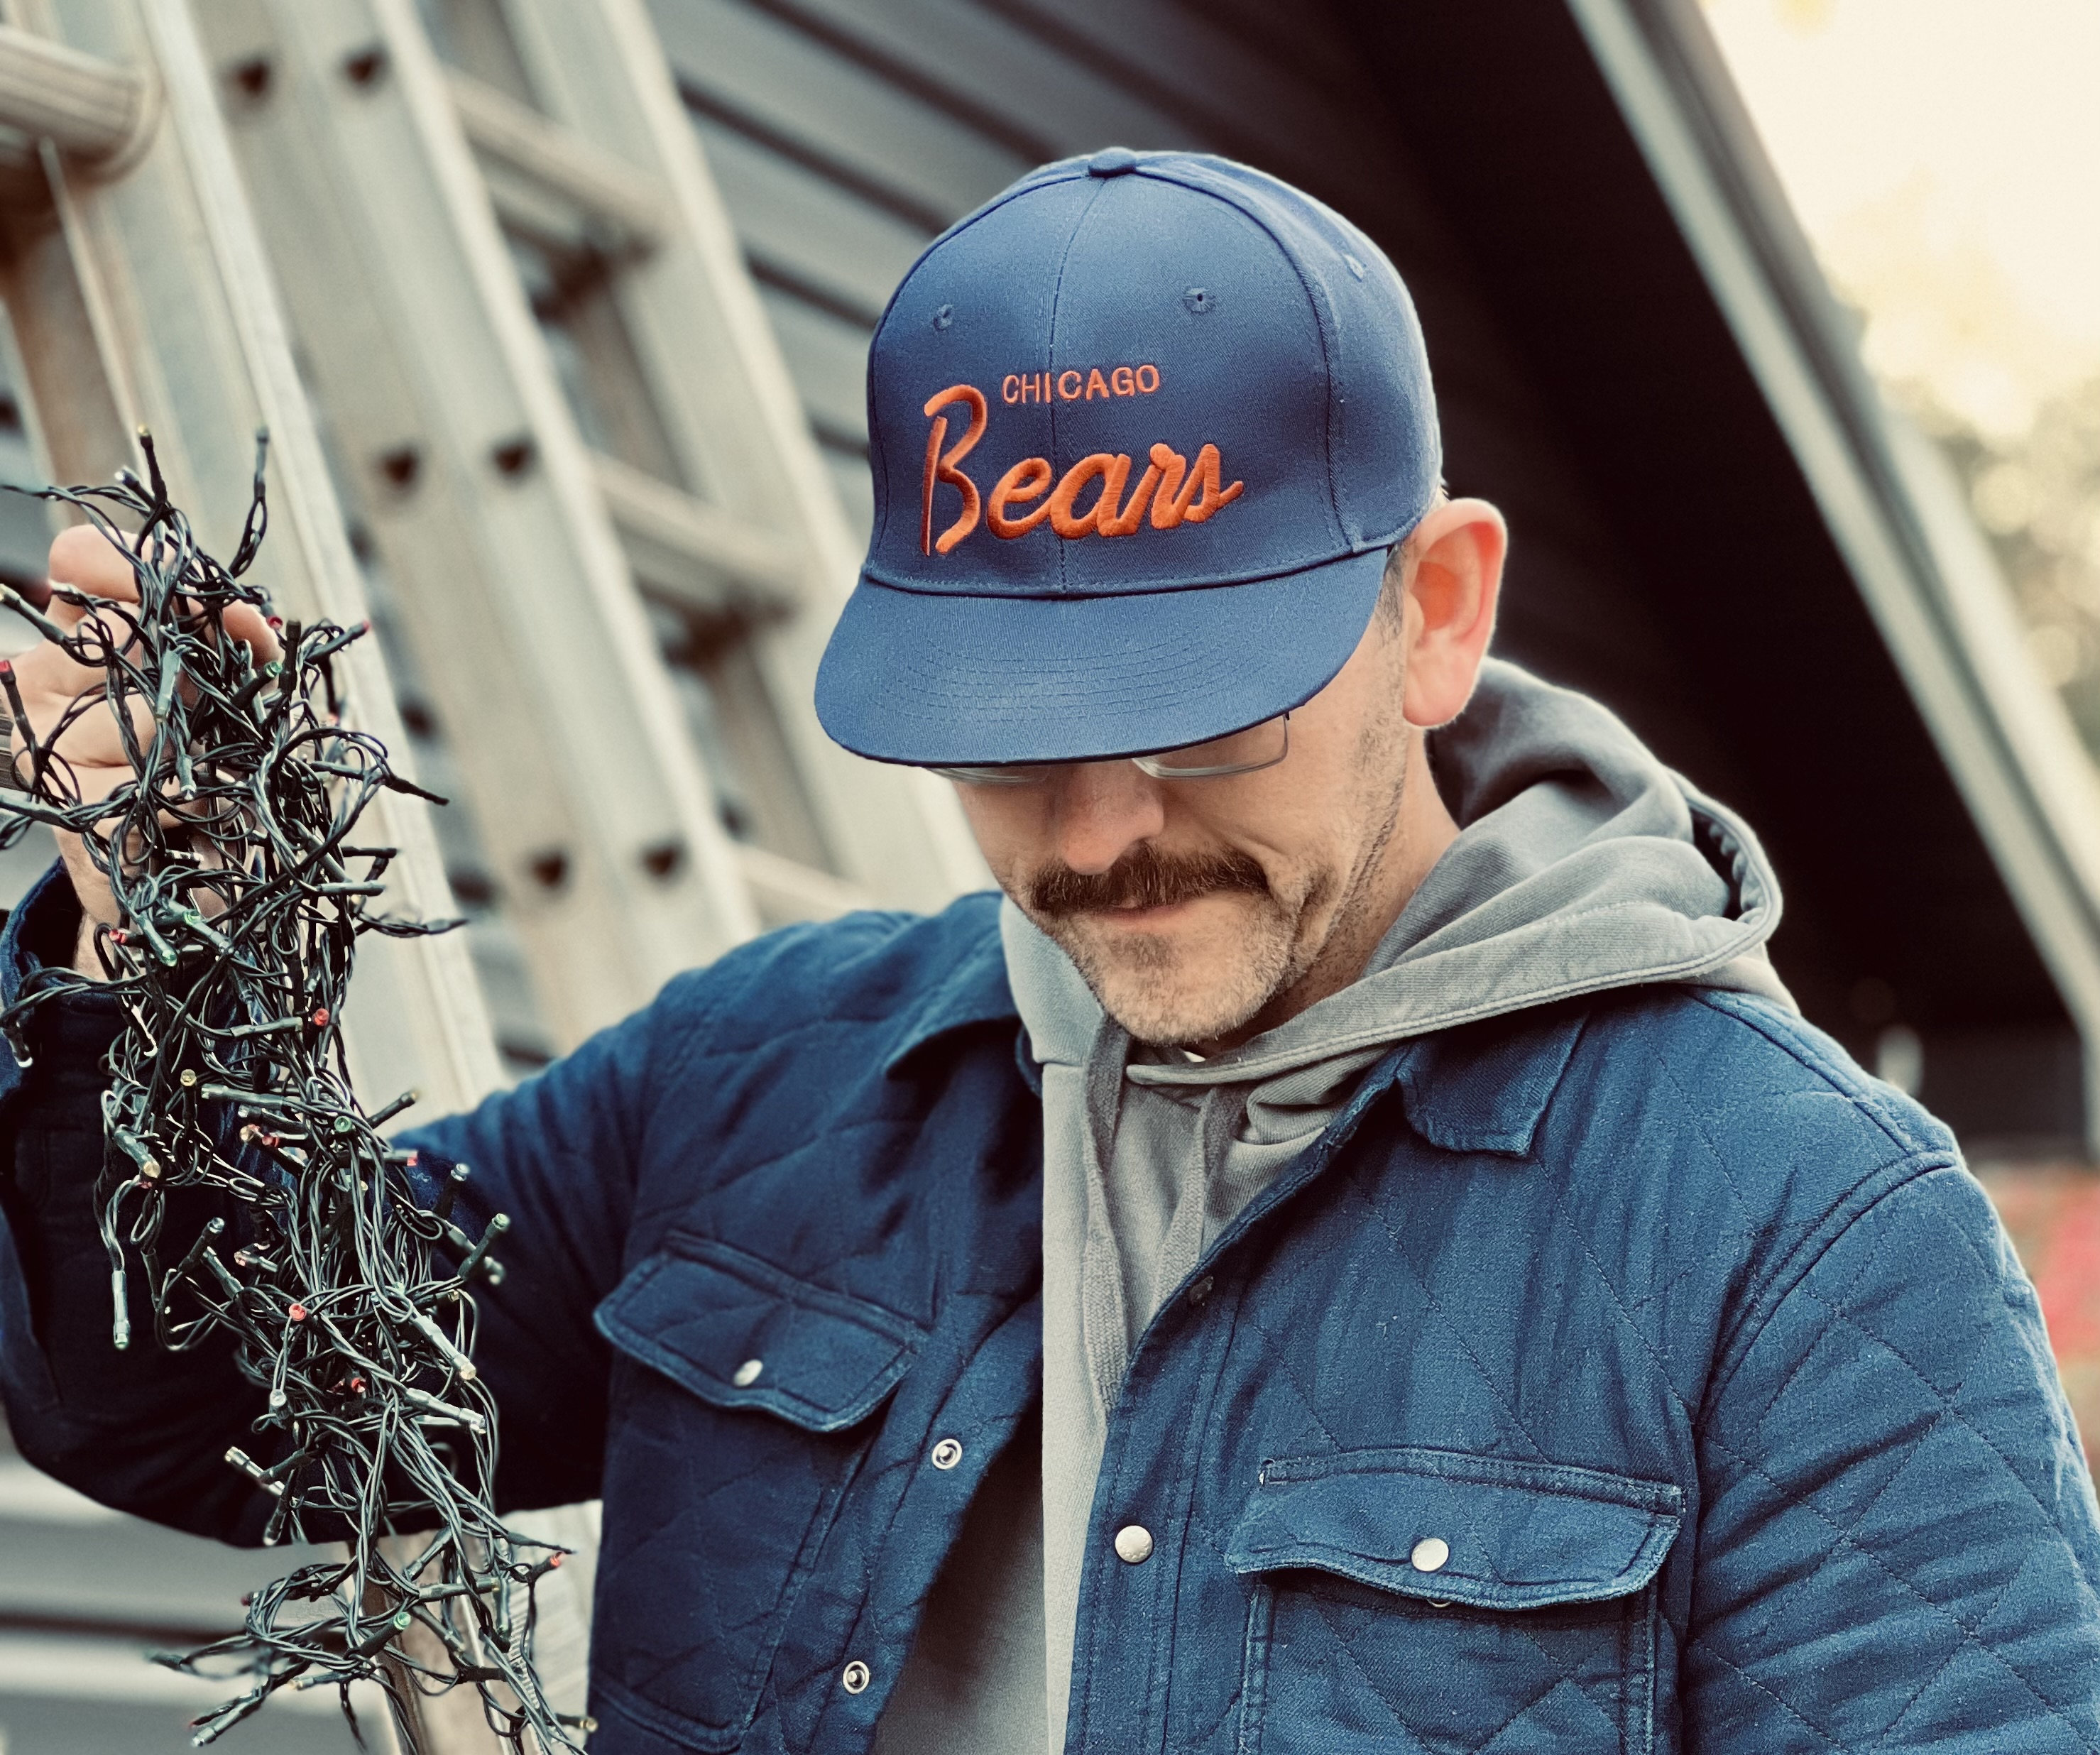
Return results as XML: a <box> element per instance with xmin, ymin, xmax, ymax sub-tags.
<box><xmin>1194</xmin><ymin>737</ymin><xmax>1460</xmax><ymax>1052</ymax></box>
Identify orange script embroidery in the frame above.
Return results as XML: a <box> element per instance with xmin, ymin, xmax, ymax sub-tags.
<box><xmin>922</xmin><ymin>384</ymin><xmax>988</xmax><ymax>555</ymax></box>
<box><xmin>922</xmin><ymin>381</ymin><xmax>1242</xmax><ymax>553</ymax></box>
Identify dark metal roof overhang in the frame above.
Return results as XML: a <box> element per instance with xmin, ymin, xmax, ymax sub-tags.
<box><xmin>1329</xmin><ymin>0</ymin><xmax>2100</xmax><ymax>1153</ymax></box>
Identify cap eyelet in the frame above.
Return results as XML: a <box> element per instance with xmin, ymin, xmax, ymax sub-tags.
<box><xmin>1183</xmin><ymin>287</ymin><xmax>1214</xmax><ymax>315</ymax></box>
<box><xmin>931</xmin><ymin>303</ymin><xmax>954</xmax><ymax>331</ymax></box>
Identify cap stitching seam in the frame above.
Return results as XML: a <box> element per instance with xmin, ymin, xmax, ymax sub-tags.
<box><xmin>857</xmin><ymin>541</ymin><xmax>1393</xmax><ymax>598</ymax></box>
<box><xmin>1044</xmin><ymin>178</ymin><xmax>1112</xmax><ymax>596</ymax></box>
<box><xmin>1130</xmin><ymin>165</ymin><xmax>1347</xmax><ymax>547</ymax></box>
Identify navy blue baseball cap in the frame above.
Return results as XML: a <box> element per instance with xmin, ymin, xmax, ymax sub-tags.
<box><xmin>814</xmin><ymin>148</ymin><xmax>1442</xmax><ymax>766</ymax></box>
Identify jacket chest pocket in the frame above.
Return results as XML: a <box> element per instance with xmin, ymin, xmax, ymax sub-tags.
<box><xmin>591</xmin><ymin>1235</ymin><xmax>924</xmax><ymax>1751</ymax></box>
<box><xmin>1226</xmin><ymin>1448</ymin><xmax>1683</xmax><ymax>1755</ymax></box>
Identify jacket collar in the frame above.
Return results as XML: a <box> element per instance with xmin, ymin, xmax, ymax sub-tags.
<box><xmin>882</xmin><ymin>900</ymin><xmax>1022</xmax><ymax>1078</ymax></box>
<box><xmin>1388</xmin><ymin>1001</ymin><xmax>1590</xmax><ymax>1157</ymax></box>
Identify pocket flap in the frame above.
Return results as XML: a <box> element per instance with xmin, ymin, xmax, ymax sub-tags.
<box><xmin>594</xmin><ymin>1235</ymin><xmax>924</xmax><ymax>1433</ymax></box>
<box><xmin>1226</xmin><ymin>1446</ymin><xmax>1683</xmax><ymax>1612</ymax></box>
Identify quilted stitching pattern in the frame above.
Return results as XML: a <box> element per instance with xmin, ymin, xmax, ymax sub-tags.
<box><xmin>8</xmin><ymin>892</ymin><xmax>2099</xmax><ymax>1755</ymax></box>
<box><xmin>1251</xmin><ymin>1575</ymin><xmax>1641</xmax><ymax>1755</ymax></box>
<box><xmin>1690</xmin><ymin>1164</ymin><xmax>2100</xmax><ymax>1751</ymax></box>
<box><xmin>594</xmin><ymin>1358</ymin><xmax>863</xmax><ymax>1742</ymax></box>
<box><xmin>1098</xmin><ymin>986</ymin><xmax>2099</xmax><ymax>1755</ymax></box>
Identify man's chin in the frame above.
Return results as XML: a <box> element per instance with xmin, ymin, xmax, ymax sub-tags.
<box><xmin>1047</xmin><ymin>898</ymin><xmax>1285</xmax><ymax>1048</ymax></box>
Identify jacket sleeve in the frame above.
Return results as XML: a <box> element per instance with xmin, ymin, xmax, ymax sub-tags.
<box><xmin>1687</xmin><ymin>1157</ymin><xmax>2100</xmax><ymax>1751</ymax></box>
<box><xmin>0</xmin><ymin>861</ymin><xmax>275</xmax><ymax>1539</ymax></box>
<box><xmin>395</xmin><ymin>972</ymin><xmax>680</xmax><ymax>1515</ymax></box>
<box><xmin>0</xmin><ymin>858</ymin><xmax>701</xmax><ymax>1539</ymax></box>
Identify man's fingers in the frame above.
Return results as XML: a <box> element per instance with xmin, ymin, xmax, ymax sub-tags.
<box><xmin>220</xmin><ymin>598</ymin><xmax>281</xmax><ymax>665</ymax></box>
<box><xmin>45</xmin><ymin>524</ymin><xmax>144</xmax><ymax>618</ymax></box>
<box><xmin>7</xmin><ymin>618</ymin><xmax>111</xmax><ymax>698</ymax></box>
<box><xmin>42</xmin><ymin>524</ymin><xmax>280</xmax><ymax>663</ymax></box>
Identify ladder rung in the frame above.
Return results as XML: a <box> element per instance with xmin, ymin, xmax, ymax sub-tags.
<box><xmin>446</xmin><ymin>69</ymin><xmax>668</xmax><ymax>251</ymax></box>
<box><xmin>0</xmin><ymin>24</ymin><xmax>149</xmax><ymax>168</ymax></box>
<box><xmin>735</xmin><ymin>843</ymin><xmax>873</xmax><ymax>925</ymax></box>
<box><xmin>591</xmin><ymin>452</ymin><xmax>805</xmax><ymax>611</ymax></box>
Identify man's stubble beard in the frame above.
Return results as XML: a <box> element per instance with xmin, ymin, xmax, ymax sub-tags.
<box><xmin>1046</xmin><ymin>864</ymin><xmax>1334</xmax><ymax>1049</ymax></box>
<box><xmin>1022</xmin><ymin>696</ymin><xmax>1414</xmax><ymax>1049</ymax></box>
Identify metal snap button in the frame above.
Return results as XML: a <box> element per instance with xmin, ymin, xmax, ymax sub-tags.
<box><xmin>929</xmin><ymin>1437</ymin><xmax>963</xmax><ymax>1470</ymax></box>
<box><xmin>841</xmin><ymin>1658</ymin><xmax>870</xmax><ymax>1695</ymax></box>
<box><xmin>731</xmin><ymin>1358</ymin><xmax>763</xmax><ymax>1387</ymax></box>
<box><xmin>1113</xmin><ymin>1524</ymin><xmax>1154</xmax><ymax>1565</ymax></box>
<box><xmin>1410</xmin><ymin>1536</ymin><xmax>1450</xmax><ymax>1573</ymax></box>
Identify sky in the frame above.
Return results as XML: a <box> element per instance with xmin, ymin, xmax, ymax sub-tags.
<box><xmin>1704</xmin><ymin>0</ymin><xmax>2100</xmax><ymax>438</ymax></box>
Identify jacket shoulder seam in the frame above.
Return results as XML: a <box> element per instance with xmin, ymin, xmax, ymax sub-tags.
<box><xmin>1687</xmin><ymin>988</ymin><xmax>1942</xmax><ymax>1157</ymax></box>
<box><xmin>1699</xmin><ymin>1149</ymin><xmax>1962</xmax><ymax>1423</ymax></box>
<box><xmin>1577</xmin><ymin>992</ymin><xmax>1950</xmax><ymax>1425</ymax></box>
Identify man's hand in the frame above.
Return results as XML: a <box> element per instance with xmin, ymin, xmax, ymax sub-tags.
<box><xmin>8</xmin><ymin>524</ymin><xmax>278</xmax><ymax>975</ymax></box>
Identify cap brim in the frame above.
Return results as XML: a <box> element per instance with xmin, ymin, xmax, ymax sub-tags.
<box><xmin>814</xmin><ymin>547</ymin><xmax>1389</xmax><ymax>766</ymax></box>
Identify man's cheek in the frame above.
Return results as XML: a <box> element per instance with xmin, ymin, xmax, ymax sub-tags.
<box><xmin>978</xmin><ymin>843</ymin><xmax>1038</xmax><ymax>902</ymax></box>
<box><xmin>954</xmin><ymin>792</ymin><xmax>1034</xmax><ymax>875</ymax></box>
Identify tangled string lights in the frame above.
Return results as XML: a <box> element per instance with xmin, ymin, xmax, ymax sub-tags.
<box><xmin>0</xmin><ymin>435</ymin><xmax>579</xmax><ymax>1751</ymax></box>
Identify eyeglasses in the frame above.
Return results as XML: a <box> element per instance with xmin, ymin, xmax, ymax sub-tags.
<box><xmin>929</xmin><ymin>714</ymin><xmax>1289</xmax><ymax>786</ymax></box>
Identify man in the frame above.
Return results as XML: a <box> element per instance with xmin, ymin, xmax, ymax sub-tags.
<box><xmin>1</xmin><ymin>150</ymin><xmax>2095</xmax><ymax>1754</ymax></box>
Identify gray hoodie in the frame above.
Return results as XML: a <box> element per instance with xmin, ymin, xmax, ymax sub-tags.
<box><xmin>875</xmin><ymin>659</ymin><xmax>1793</xmax><ymax>1755</ymax></box>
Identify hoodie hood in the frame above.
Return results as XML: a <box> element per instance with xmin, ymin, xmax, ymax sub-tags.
<box><xmin>1008</xmin><ymin>655</ymin><xmax>1791</xmax><ymax>1083</ymax></box>
<box><xmin>1015</xmin><ymin>658</ymin><xmax>1793</xmax><ymax>1754</ymax></box>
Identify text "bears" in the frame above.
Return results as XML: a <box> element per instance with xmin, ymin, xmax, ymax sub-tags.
<box><xmin>920</xmin><ymin>383</ymin><xmax>1243</xmax><ymax>556</ymax></box>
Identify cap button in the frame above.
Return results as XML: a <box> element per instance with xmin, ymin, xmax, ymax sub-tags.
<box><xmin>1087</xmin><ymin>147</ymin><xmax>1139</xmax><ymax>177</ymax></box>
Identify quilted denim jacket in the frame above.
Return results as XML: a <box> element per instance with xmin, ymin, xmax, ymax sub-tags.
<box><xmin>2</xmin><ymin>878</ymin><xmax>2098</xmax><ymax>1754</ymax></box>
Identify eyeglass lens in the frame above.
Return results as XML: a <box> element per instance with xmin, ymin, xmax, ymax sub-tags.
<box><xmin>931</xmin><ymin>715</ymin><xmax>1288</xmax><ymax>786</ymax></box>
<box><xmin>1135</xmin><ymin>716</ymin><xmax>1289</xmax><ymax>777</ymax></box>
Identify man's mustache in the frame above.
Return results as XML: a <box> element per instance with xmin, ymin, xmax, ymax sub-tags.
<box><xmin>1024</xmin><ymin>843</ymin><xmax>1270</xmax><ymax>918</ymax></box>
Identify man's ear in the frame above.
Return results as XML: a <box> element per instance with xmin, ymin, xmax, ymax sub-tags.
<box><xmin>1399</xmin><ymin>497</ymin><xmax>1506</xmax><ymax>728</ymax></box>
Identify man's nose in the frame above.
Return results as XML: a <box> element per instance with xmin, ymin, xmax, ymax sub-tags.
<box><xmin>1051</xmin><ymin>761</ymin><xmax>1167</xmax><ymax>874</ymax></box>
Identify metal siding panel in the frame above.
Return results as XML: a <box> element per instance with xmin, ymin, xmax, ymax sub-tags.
<box><xmin>733</xmin><ymin>0</ymin><xmax>1197</xmax><ymax>156</ymax></box>
<box><xmin>651</xmin><ymin>0</ymin><xmax>1028</xmax><ymax>224</ymax></box>
<box><xmin>980</xmin><ymin>0</ymin><xmax>1385</xmax><ymax>174</ymax></box>
<box><xmin>758</xmin><ymin>283</ymin><xmax>871</xmax><ymax>449</ymax></box>
<box><xmin>696</xmin><ymin>113</ymin><xmax>931</xmax><ymax>322</ymax></box>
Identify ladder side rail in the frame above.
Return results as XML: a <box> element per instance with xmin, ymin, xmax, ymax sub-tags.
<box><xmin>203</xmin><ymin>0</ymin><xmax>761</xmax><ymax>1051</ymax></box>
<box><xmin>1</xmin><ymin>0</ymin><xmax>504</xmax><ymax>1115</ymax></box>
<box><xmin>137</xmin><ymin>0</ymin><xmax>502</xmax><ymax>1114</ymax></box>
<box><xmin>201</xmin><ymin>1</ymin><xmax>678</xmax><ymax>1051</ymax></box>
<box><xmin>496</xmin><ymin>0</ymin><xmax>992</xmax><ymax>912</ymax></box>
<box><xmin>367</xmin><ymin>0</ymin><xmax>764</xmax><ymax>966</ymax></box>
<box><xmin>366</xmin><ymin>0</ymin><xmax>765</xmax><ymax>969</ymax></box>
